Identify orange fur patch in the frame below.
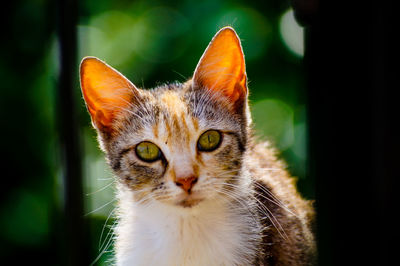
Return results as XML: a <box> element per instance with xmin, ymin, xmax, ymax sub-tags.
<box><xmin>193</xmin><ymin>27</ymin><xmax>247</xmax><ymax>106</ymax></box>
<box><xmin>80</xmin><ymin>57</ymin><xmax>137</xmax><ymax>130</ymax></box>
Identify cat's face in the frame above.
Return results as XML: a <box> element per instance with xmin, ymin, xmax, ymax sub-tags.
<box><xmin>80</xmin><ymin>27</ymin><xmax>249</xmax><ymax>208</ymax></box>
<box><xmin>108</xmin><ymin>85</ymin><xmax>247</xmax><ymax>207</ymax></box>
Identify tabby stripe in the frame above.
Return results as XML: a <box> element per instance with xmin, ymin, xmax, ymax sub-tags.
<box><xmin>224</xmin><ymin>131</ymin><xmax>246</xmax><ymax>152</ymax></box>
<box><xmin>112</xmin><ymin>147</ymin><xmax>133</xmax><ymax>171</ymax></box>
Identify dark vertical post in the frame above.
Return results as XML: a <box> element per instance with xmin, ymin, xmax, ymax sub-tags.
<box><xmin>294</xmin><ymin>0</ymin><xmax>398</xmax><ymax>265</ymax></box>
<box><xmin>57</xmin><ymin>0</ymin><xmax>89</xmax><ymax>265</ymax></box>
<box><xmin>369</xmin><ymin>1</ymin><xmax>398</xmax><ymax>263</ymax></box>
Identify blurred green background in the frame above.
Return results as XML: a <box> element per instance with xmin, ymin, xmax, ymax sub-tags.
<box><xmin>1</xmin><ymin>0</ymin><xmax>310</xmax><ymax>264</ymax></box>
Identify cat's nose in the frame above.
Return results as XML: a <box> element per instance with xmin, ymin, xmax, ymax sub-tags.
<box><xmin>175</xmin><ymin>176</ymin><xmax>198</xmax><ymax>194</ymax></box>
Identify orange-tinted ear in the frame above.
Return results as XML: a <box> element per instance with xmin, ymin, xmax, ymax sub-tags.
<box><xmin>80</xmin><ymin>57</ymin><xmax>138</xmax><ymax>131</ymax></box>
<box><xmin>193</xmin><ymin>27</ymin><xmax>247</xmax><ymax>106</ymax></box>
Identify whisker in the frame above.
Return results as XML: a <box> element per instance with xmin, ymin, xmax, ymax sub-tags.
<box><xmin>211</xmin><ymin>180</ymin><xmax>289</xmax><ymax>239</ymax></box>
<box><xmin>98</xmin><ymin>207</ymin><xmax>117</xmax><ymax>251</ymax></box>
<box><xmin>85</xmin><ymin>199</ymin><xmax>117</xmax><ymax>217</ymax></box>
<box><xmin>97</xmin><ymin>177</ymin><xmax>115</xmax><ymax>181</ymax></box>
<box><xmin>172</xmin><ymin>69</ymin><xmax>187</xmax><ymax>80</ymax></box>
<box><xmin>251</xmin><ymin>194</ymin><xmax>288</xmax><ymax>240</ymax></box>
<box><xmin>207</xmin><ymin>176</ymin><xmax>298</xmax><ymax>219</ymax></box>
<box><xmin>252</xmin><ymin>182</ymin><xmax>298</xmax><ymax>218</ymax></box>
<box><xmin>99</xmin><ymin>218</ymin><xmax>118</xmax><ymax>253</ymax></box>
<box><xmin>214</xmin><ymin>187</ymin><xmax>260</xmax><ymax>226</ymax></box>
<box><xmin>86</xmin><ymin>180</ymin><xmax>115</xmax><ymax>196</ymax></box>
<box><xmin>90</xmin><ymin>219</ymin><xmax>117</xmax><ymax>266</ymax></box>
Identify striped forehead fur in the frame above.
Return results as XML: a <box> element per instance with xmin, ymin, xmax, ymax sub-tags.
<box><xmin>102</xmin><ymin>80</ymin><xmax>247</xmax><ymax>164</ymax></box>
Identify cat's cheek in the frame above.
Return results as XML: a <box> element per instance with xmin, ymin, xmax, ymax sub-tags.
<box><xmin>199</xmin><ymin>153</ymin><xmax>227</xmax><ymax>175</ymax></box>
<box><xmin>117</xmin><ymin>159</ymin><xmax>164</xmax><ymax>188</ymax></box>
<box><xmin>198</xmin><ymin>152</ymin><xmax>218</xmax><ymax>166</ymax></box>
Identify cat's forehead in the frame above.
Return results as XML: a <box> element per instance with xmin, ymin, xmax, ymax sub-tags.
<box><xmin>149</xmin><ymin>83</ymin><xmax>236</xmax><ymax>131</ymax></box>
<box><xmin>158</xmin><ymin>89</ymin><xmax>186</xmax><ymax>114</ymax></box>
<box><xmin>114</xmin><ymin>82</ymin><xmax>242</xmax><ymax>149</ymax></box>
<box><xmin>156</xmin><ymin>88</ymin><xmax>192</xmax><ymax>144</ymax></box>
<box><xmin>149</xmin><ymin>84</ymin><xmax>190</xmax><ymax>126</ymax></box>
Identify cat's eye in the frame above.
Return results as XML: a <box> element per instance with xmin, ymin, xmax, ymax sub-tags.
<box><xmin>135</xmin><ymin>141</ymin><xmax>161</xmax><ymax>162</ymax></box>
<box><xmin>197</xmin><ymin>130</ymin><xmax>222</xmax><ymax>152</ymax></box>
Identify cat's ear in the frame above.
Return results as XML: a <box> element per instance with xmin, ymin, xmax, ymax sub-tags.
<box><xmin>193</xmin><ymin>27</ymin><xmax>247</xmax><ymax>108</ymax></box>
<box><xmin>80</xmin><ymin>57</ymin><xmax>138</xmax><ymax>132</ymax></box>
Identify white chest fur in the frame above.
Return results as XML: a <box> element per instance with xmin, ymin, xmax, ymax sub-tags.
<box><xmin>115</xmin><ymin>190</ymin><xmax>258</xmax><ymax>266</ymax></box>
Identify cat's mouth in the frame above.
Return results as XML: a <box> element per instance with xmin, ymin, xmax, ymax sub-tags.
<box><xmin>177</xmin><ymin>197</ymin><xmax>203</xmax><ymax>208</ymax></box>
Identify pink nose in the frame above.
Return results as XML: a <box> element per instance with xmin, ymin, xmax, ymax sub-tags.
<box><xmin>175</xmin><ymin>176</ymin><xmax>198</xmax><ymax>194</ymax></box>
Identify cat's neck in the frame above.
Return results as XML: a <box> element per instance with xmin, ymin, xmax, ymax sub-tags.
<box><xmin>115</xmin><ymin>179</ymin><xmax>261</xmax><ymax>266</ymax></box>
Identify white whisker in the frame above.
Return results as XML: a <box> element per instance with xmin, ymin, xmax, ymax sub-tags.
<box><xmin>85</xmin><ymin>199</ymin><xmax>117</xmax><ymax>217</ymax></box>
<box><xmin>86</xmin><ymin>180</ymin><xmax>115</xmax><ymax>196</ymax></box>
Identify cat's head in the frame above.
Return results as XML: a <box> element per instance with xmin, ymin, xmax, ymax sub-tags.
<box><xmin>80</xmin><ymin>27</ymin><xmax>251</xmax><ymax>208</ymax></box>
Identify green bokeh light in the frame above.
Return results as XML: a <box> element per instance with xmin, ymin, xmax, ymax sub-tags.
<box><xmin>279</xmin><ymin>8</ymin><xmax>304</xmax><ymax>57</ymax></box>
<box><xmin>252</xmin><ymin>98</ymin><xmax>294</xmax><ymax>150</ymax></box>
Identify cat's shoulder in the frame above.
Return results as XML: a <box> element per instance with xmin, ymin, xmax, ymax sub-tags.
<box><xmin>245</xmin><ymin>140</ymin><xmax>287</xmax><ymax>179</ymax></box>
<box><xmin>246</xmin><ymin>140</ymin><xmax>316</xmax><ymax>265</ymax></box>
<box><xmin>245</xmin><ymin>139</ymin><xmax>314</xmax><ymax>218</ymax></box>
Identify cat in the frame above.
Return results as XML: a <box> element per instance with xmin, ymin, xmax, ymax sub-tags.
<box><xmin>80</xmin><ymin>27</ymin><xmax>315</xmax><ymax>265</ymax></box>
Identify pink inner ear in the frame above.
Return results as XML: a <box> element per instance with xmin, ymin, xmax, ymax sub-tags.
<box><xmin>193</xmin><ymin>27</ymin><xmax>247</xmax><ymax>104</ymax></box>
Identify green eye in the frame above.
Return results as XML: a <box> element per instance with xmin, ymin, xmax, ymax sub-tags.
<box><xmin>197</xmin><ymin>130</ymin><xmax>222</xmax><ymax>152</ymax></box>
<box><xmin>135</xmin><ymin>141</ymin><xmax>161</xmax><ymax>162</ymax></box>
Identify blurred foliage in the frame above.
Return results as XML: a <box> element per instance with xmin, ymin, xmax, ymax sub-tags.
<box><xmin>1</xmin><ymin>0</ymin><xmax>310</xmax><ymax>264</ymax></box>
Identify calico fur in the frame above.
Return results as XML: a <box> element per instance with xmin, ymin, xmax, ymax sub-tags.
<box><xmin>101</xmin><ymin>82</ymin><xmax>314</xmax><ymax>265</ymax></box>
<box><xmin>80</xmin><ymin>27</ymin><xmax>315</xmax><ymax>266</ymax></box>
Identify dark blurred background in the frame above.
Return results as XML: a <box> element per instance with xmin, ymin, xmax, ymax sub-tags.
<box><xmin>1</xmin><ymin>0</ymin><xmax>397</xmax><ymax>265</ymax></box>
